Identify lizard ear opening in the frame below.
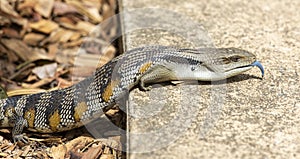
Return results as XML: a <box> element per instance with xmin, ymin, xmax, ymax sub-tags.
<box><xmin>190</xmin><ymin>66</ymin><xmax>196</xmax><ymax>71</ymax></box>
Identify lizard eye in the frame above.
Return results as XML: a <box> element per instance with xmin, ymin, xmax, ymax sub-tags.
<box><xmin>229</xmin><ymin>55</ymin><xmax>242</xmax><ymax>62</ymax></box>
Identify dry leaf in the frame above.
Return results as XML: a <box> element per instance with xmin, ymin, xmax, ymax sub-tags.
<box><xmin>0</xmin><ymin>38</ymin><xmax>33</xmax><ymax>61</ymax></box>
<box><xmin>17</xmin><ymin>0</ymin><xmax>37</xmax><ymax>10</ymax></box>
<box><xmin>56</xmin><ymin>77</ymin><xmax>73</xmax><ymax>88</ymax></box>
<box><xmin>59</xmin><ymin>30</ymin><xmax>80</xmax><ymax>43</ymax></box>
<box><xmin>81</xmin><ymin>146</ymin><xmax>103</xmax><ymax>159</ymax></box>
<box><xmin>53</xmin><ymin>1</ymin><xmax>78</xmax><ymax>15</ymax></box>
<box><xmin>66</xmin><ymin>0</ymin><xmax>103</xmax><ymax>24</ymax></box>
<box><xmin>32</xmin><ymin>63</ymin><xmax>57</xmax><ymax>79</ymax></box>
<box><xmin>1</xmin><ymin>39</ymin><xmax>52</xmax><ymax>62</ymax></box>
<box><xmin>32</xmin><ymin>47</ymin><xmax>54</xmax><ymax>61</ymax></box>
<box><xmin>23</xmin><ymin>33</ymin><xmax>46</xmax><ymax>46</ymax></box>
<box><xmin>0</xmin><ymin>0</ymin><xmax>27</xmax><ymax>26</ymax></box>
<box><xmin>47</xmin><ymin>43</ymin><xmax>59</xmax><ymax>58</ymax></box>
<box><xmin>65</xmin><ymin>136</ymin><xmax>94</xmax><ymax>152</ymax></box>
<box><xmin>41</xmin><ymin>28</ymin><xmax>81</xmax><ymax>44</ymax></box>
<box><xmin>55</xmin><ymin>47</ymin><xmax>78</xmax><ymax>64</ymax></box>
<box><xmin>62</xmin><ymin>39</ymin><xmax>83</xmax><ymax>48</ymax></box>
<box><xmin>20</xmin><ymin>145</ymin><xmax>32</xmax><ymax>157</ymax></box>
<box><xmin>54</xmin><ymin>16</ymin><xmax>76</xmax><ymax>27</ymax></box>
<box><xmin>0</xmin><ymin>152</ymin><xmax>9</xmax><ymax>158</ymax></box>
<box><xmin>7</xmin><ymin>88</ymin><xmax>45</xmax><ymax>96</ymax></box>
<box><xmin>34</xmin><ymin>0</ymin><xmax>54</xmax><ymax>18</ymax></box>
<box><xmin>21</xmin><ymin>77</ymin><xmax>55</xmax><ymax>88</ymax></box>
<box><xmin>50</xmin><ymin>144</ymin><xmax>67</xmax><ymax>159</ymax></box>
<box><xmin>0</xmin><ymin>16</ymin><xmax>11</xmax><ymax>27</ymax></box>
<box><xmin>99</xmin><ymin>154</ymin><xmax>115</xmax><ymax>159</ymax></box>
<box><xmin>82</xmin><ymin>0</ymin><xmax>102</xmax><ymax>10</ymax></box>
<box><xmin>2</xmin><ymin>27</ymin><xmax>20</xmax><ymax>38</ymax></box>
<box><xmin>29</xmin><ymin>19</ymin><xmax>59</xmax><ymax>34</ymax></box>
<box><xmin>75</xmin><ymin>21</ymin><xmax>96</xmax><ymax>34</ymax></box>
<box><xmin>0</xmin><ymin>0</ymin><xmax>20</xmax><ymax>18</ymax></box>
<box><xmin>102</xmin><ymin>3</ymin><xmax>113</xmax><ymax>20</ymax></box>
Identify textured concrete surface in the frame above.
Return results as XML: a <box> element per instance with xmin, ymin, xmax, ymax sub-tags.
<box><xmin>119</xmin><ymin>0</ymin><xmax>300</xmax><ymax>158</ymax></box>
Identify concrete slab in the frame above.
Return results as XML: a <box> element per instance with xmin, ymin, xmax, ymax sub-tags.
<box><xmin>119</xmin><ymin>0</ymin><xmax>300</xmax><ymax>158</ymax></box>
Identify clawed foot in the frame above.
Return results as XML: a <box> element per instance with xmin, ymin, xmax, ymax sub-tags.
<box><xmin>13</xmin><ymin>134</ymin><xmax>29</xmax><ymax>144</ymax></box>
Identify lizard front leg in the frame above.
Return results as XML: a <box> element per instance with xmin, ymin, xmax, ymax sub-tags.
<box><xmin>138</xmin><ymin>65</ymin><xmax>177</xmax><ymax>91</ymax></box>
<box><xmin>12</xmin><ymin>115</ymin><xmax>29</xmax><ymax>143</ymax></box>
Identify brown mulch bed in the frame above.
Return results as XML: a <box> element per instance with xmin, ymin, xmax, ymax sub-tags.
<box><xmin>0</xmin><ymin>0</ymin><xmax>124</xmax><ymax>158</ymax></box>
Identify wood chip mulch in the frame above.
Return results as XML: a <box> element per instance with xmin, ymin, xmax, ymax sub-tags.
<box><xmin>0</xmin><ymin>0</ymin><xmax>125</xmax><ymax>158</ymax></box>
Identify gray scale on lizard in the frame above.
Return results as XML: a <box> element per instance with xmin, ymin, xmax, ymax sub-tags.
<box><xmin>0</xmin><ymin>45</ymin><xmax>264</xmax><ymax>142</ymax></box>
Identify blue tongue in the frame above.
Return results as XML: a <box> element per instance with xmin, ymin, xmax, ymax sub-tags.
<box><xmin>251</xmin><ymin>61</ymin><xmax>265</xmax><ymax>78</ymax></box>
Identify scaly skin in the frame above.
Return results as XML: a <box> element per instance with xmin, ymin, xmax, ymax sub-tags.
<box><xmin>0</xmin><ymin>46</ymin><xmax>264</xmax><ymax>142</ymax></box>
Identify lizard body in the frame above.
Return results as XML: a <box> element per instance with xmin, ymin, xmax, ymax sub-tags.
<box><xmin>0</xmin><ymin>46</ymin><xmax>264</xmax><ymax>142</ymax></box>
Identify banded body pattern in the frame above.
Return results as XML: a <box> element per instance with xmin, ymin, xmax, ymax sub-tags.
<box><xmin>0</xmin><ymin>45</ymin><xmax>261</xmax><ymax>142</ymax></box>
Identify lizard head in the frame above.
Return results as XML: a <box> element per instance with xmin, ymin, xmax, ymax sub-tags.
<box><xmin>202</xmin><ymin>48</ymin><xmax>264</xmax><ymax>80</ymax></box>
<box><xmin>169</xmin><ymin>47</ymin><xmax>264</xmax><ymax>81</ymax></box>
